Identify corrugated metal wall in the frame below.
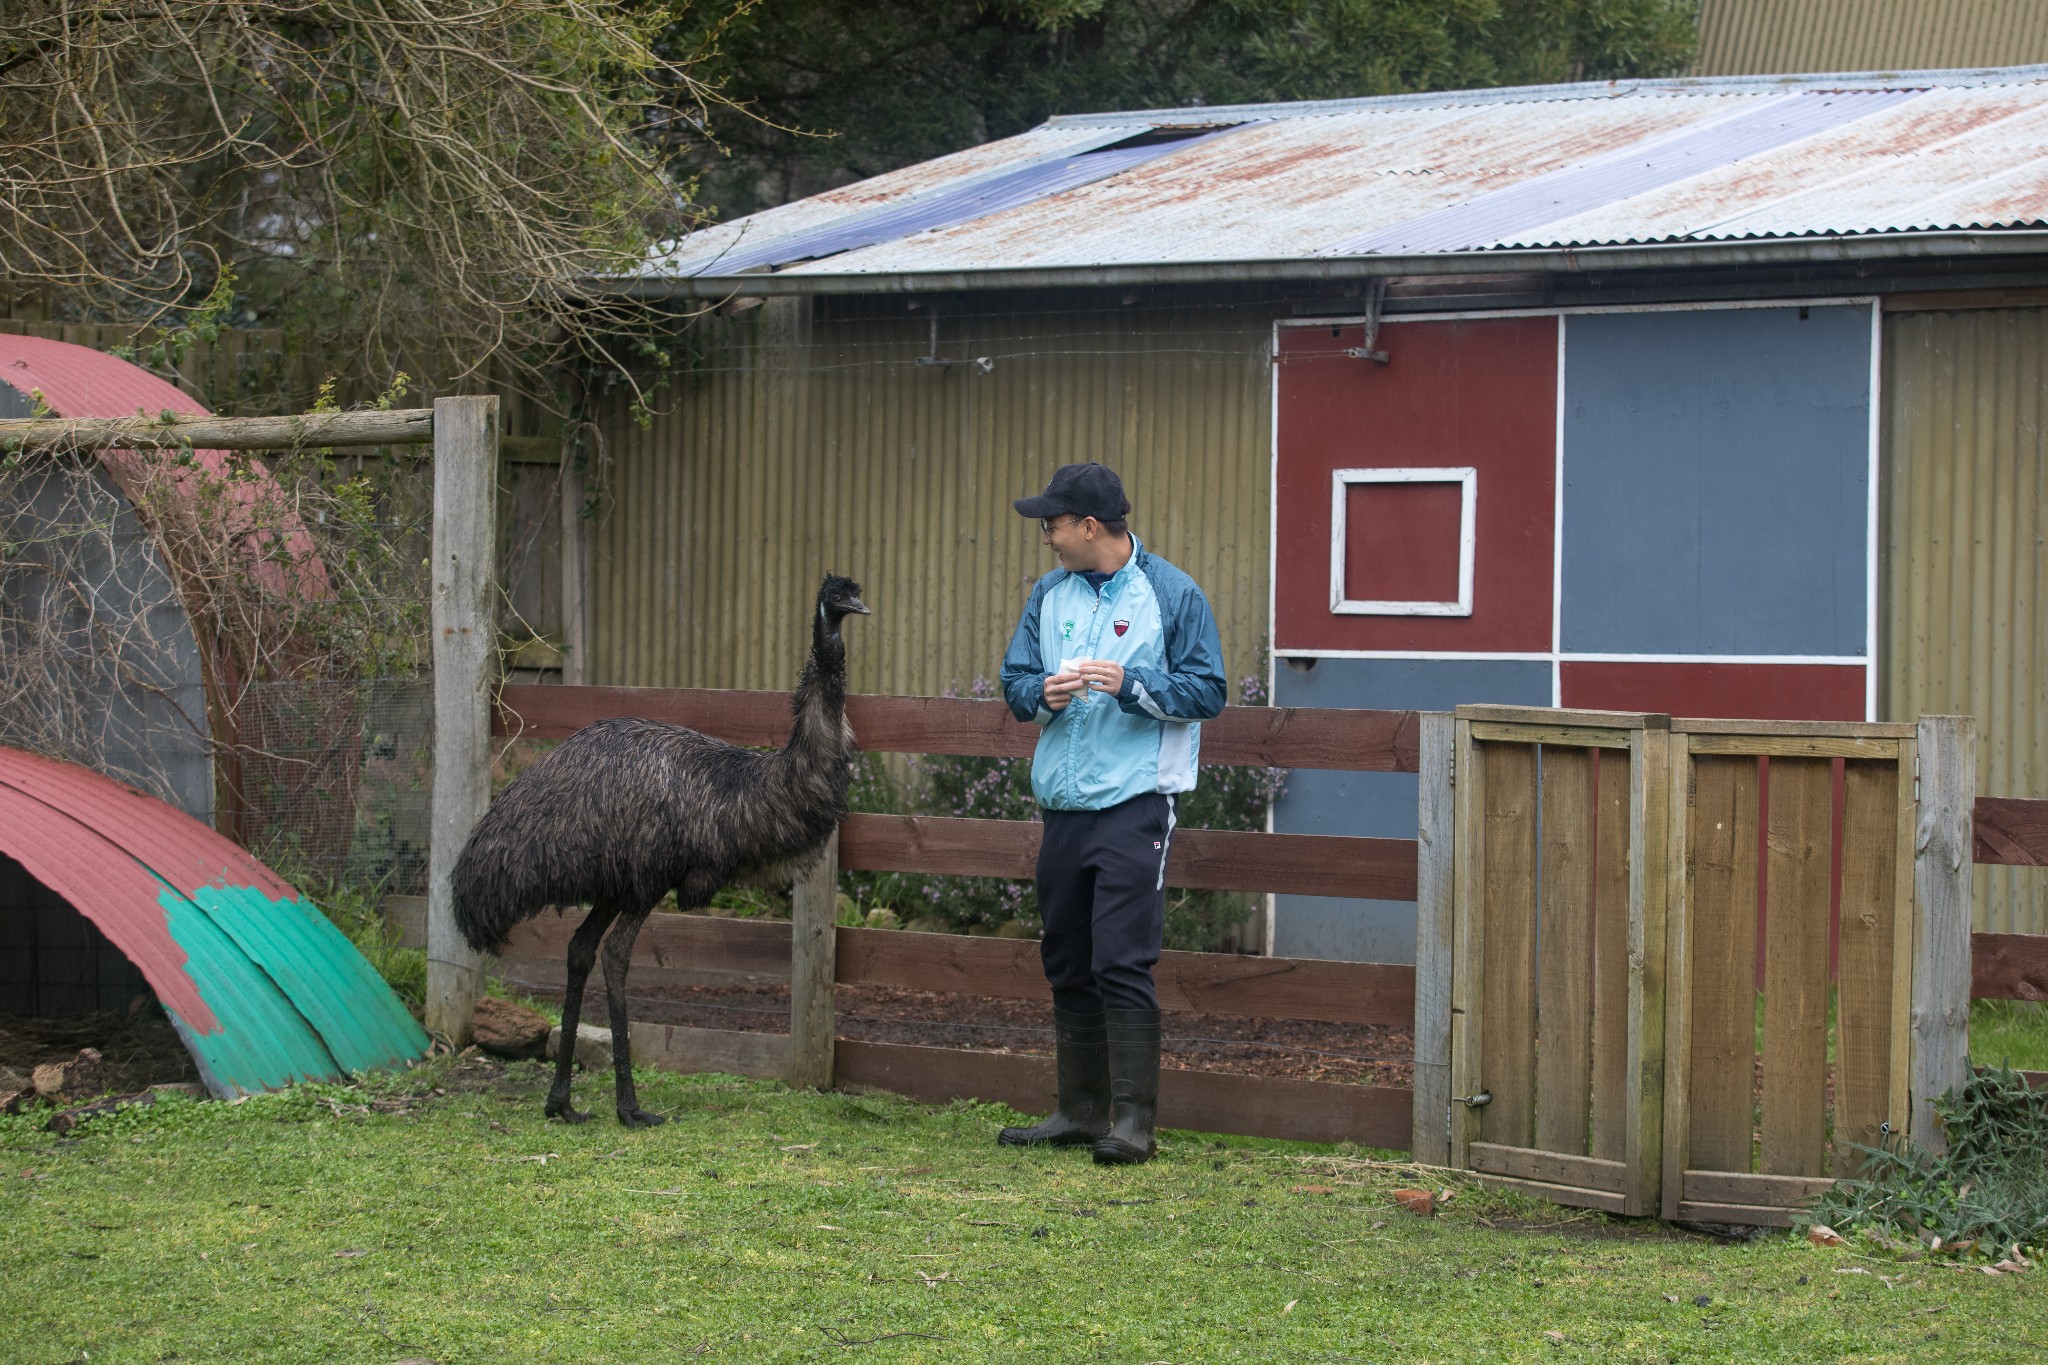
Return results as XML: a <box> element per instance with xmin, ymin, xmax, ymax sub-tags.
<box><xmin>1696</xmin><ymin>0</ymin><xmax>2048</xmax><ymax>75</ymax></box>
<box><xmin>589</xmin><ymin>293</ymin><xmax>1275</xmax><ymax>700</ymax></box>
<box><xmin>1882</xmin><ymin>306</ymin><xmax>2048</xmax><ymax>935</ymax></box>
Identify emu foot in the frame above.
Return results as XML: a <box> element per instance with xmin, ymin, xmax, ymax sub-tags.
<box><xmin>617</xmin><ymin>1105</ymin><xmax>667</xmax><ymax>1129</ymax></box>
<box><xmin>544</xmin><ymin>1097</ymin><xmax>592</xmax><ymax>1124</ymax></box>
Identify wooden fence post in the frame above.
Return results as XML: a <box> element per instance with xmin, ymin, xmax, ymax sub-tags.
<box><xmin>426</xmin><ymin>396</ymin><xmax>500</xmax><ymax>1046</ymax></box>
<box><xmin>1911</xmin><ymin>714</ymin><xmax>1976</xmax><ymax>1151</ymax></box>
<box><xmin>789</xmin><ymin>829</ymin><xmax>841</xmax><ymax>1089</ymax></box>
<box><xmin>1412</xmin><ymin>712</ymin><xmax>1455</xmax><ymax>1165</ymax></box>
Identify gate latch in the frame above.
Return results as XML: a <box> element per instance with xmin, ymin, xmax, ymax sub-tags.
<box><xmin>1454</xmin><ymin>1091</ymin><xmax>1493</xmax><ymax>1108</ymax></box>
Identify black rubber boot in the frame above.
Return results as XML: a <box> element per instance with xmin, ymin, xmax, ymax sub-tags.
<box><xmin>1093</xmin><ymin>1007</ymin><xmax>1161</xmax><ymax>1165</ymax></box>
<box><xmin>998</xmin><ymin>1011</ymin><xmax>1110</xmax><ymax>1147</ymax></box>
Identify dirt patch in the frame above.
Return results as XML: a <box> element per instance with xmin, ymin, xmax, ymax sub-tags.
<box><xmin>0</xmin><ymin>1007</ymin><xmax>198</xmax><ymax>1094</ymax></box>
<box><xmin>519</xmin><ymin>980</ymin><xmax>1414</xmax><ymax>1088</ymax></box>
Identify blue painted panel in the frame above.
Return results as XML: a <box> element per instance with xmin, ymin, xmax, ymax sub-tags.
<box><xmin>1560</xmin><ymin>305</ymin><xmax>1871</xmax><ymax>655</ymax></box>
<box><xmin>1269</xmin><ymin>657</ymin><xmax>1551</xmax><ymax>963</ymax></box>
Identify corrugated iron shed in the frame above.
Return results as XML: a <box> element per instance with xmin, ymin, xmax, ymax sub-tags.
<box><xmin>645</xmin><ymin>65</ymin><xmax>2048</xmax><ymax>292</ymax></box>
<box><xmin>1696</xmin><ymin>0</ymin><xmax>2048</xmax><ymax>78</ymax></box>
<box><xmin>0</xmin><ymin>746</ymin><xmax>429</xmax><ymax>1096</ymax></box>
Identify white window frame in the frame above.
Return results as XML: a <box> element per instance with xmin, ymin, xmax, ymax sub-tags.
<box><xmin>1328</xmin><ymin>466</ymin><xmax>1477</xmax><ymax>617</ymax></box>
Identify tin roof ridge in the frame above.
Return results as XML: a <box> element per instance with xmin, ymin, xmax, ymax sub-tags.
<box><xmin>1041</xmin><ymin>63</ymin><xmax>2048</xmax><ymax>127</ymax></box>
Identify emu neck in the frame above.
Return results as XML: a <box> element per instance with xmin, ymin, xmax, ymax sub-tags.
<box><xmin>777</xmin><ymin>615</ymin><xmax>850</xmax><ymax>793</ymax></box>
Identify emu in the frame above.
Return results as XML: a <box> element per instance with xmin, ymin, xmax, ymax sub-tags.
<box><xmin>453</xmin><ymin>574</ymin><xmax>870</xmax><ymax>1126</ymax></box>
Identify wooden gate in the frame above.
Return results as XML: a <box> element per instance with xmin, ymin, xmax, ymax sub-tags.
<box><xmin>1660</xmin><ymin>717</ymin><xmax>1973</xmax><ymax>1226</ymax></box>
<box><xmin>1420</xmin><ymin>706</ymin><xmax>1976</xmax><ymax>1224</ymax></box>
<box><xmin>1441</xmin><ymin>705</ymin><xmax>1672</xmax><ymax>1216</ymax></box>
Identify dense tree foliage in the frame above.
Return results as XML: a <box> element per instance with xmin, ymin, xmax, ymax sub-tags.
<box><xmin>675</xmin><ymin>0</ymin><xmax>1698</xmax><ymax>216</ymax></box>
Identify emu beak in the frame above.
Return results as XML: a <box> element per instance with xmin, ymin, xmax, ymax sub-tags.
<box><xmin>846</xmin><ymin>596</ymin><xmax>871</xmax><ymax>615</ymax></box>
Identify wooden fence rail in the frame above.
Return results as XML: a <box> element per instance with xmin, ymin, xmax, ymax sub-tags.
<box><xmin>483</xmin><ymin>685</ymin><xmax>2048</xmax><ymax>1151</ymax></box>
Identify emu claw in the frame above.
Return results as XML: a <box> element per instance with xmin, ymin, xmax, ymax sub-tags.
<box><xmin>617</xmin><ymin>1106</ymin><xmax>667</xmax><ymax>1129</ymax></box>
<box><xmin>545</xmin><ymin>1102</ymin><xmax>593</xmax><ymax>1124</ymax></box>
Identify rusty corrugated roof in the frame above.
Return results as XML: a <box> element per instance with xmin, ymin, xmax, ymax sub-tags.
<box><xmin>645</xmin><ymin>65</ymin><xmax>2048</xmax><ymax>291</ymax></box>
<box><xmin>0</xmin><ymin>746</ymin><xmax>429</xmax><ymax>1097</ymax></box>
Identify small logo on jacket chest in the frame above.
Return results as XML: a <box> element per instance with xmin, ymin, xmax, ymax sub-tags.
<box><xmin>1113</xmin><ymin>619</ymin><xmax>1129</xmax><ymax>636</ymax></box>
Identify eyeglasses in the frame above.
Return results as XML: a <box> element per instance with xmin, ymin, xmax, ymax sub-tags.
<box><xmin>1039</xmin><ymin>516</ymin><xmax>1085</xmax><ymax>535</ymax></box>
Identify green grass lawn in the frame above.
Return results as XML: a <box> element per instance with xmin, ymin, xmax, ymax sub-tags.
<box><xmin>4</xmin><ymin>1052</ymin><xmax>2044</xmax><ymax>1365</ymax></box>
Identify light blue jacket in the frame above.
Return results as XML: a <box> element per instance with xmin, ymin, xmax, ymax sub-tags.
<box><xmin>1000</xmin><ymin>536</ymin><xmax>1227</xmax><ymax>811</ymax></box>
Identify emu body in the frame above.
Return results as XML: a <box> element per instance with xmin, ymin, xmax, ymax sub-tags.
<box><xmin>452</xmin><ymin>574</ymin><xmax>868</xmax><ymax>1125</ymax></box>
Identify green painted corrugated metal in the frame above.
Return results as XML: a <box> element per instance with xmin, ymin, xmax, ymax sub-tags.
<box><xmin>1696</xmin><ymin>0</ymin><xmax>2048</xmax><ymax>76</ymax></box>
<box><xmin>589</xmin><ymin>295</ymin><xmax>1275</xmax><ymax>700</ymax></box>
<box><xmin>1882</xmin><ymin>306</ymin><xmax>2048</xmax><ymax>936</ymax></box>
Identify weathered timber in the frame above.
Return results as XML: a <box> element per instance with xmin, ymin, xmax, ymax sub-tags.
<box><xmin>835</xmin><ymin>1040</ymin><xmax>1413</xmax><ymax>1148</ymax></box>
<box><xmin>425</xmin><ymin>396</ymin><xmax>498</xmax><ymax>1044</ymax></box>
<box><xmin>1411</xmin><ymin>712</ymin><xmax>1455</xmax><ymax>1165</ymax></box>
<box><xmin>629</xmin><ymin>1022</ymin><xmax>789</xmax><ymax>1081</ymax></box>
<box><xmin>788</xmin><ymin>831</ymin><xmax>839</xmax><ymax>1090</ymax></box>
<box><xmin>1972</xmin><ymin>931</ymin><xmax>2048</xmax><ymax>1001</ymax></box>
<box><xmin>1912</xmin><ymin>716</ymin><xmax>1976</xmax><ymax>1151</ymax></box>
<box><xmin>1468</xmin><ymin>1143</ymin><xmax>1628</xmax><ymax>1193</ymax></box>
<box><xmin>1973</xmin><ymin>796</ymin><xmax>2048</xmax><ymax>866</ymax></box>
<box><xmin>836</xmin><ymin>813</ymin><xmax>1417</xmax><ymax>900</ymax></box>
<box><xmin>0</xmin><ymin>407</ymin><xmax>435</xmax><ymax>450</ymax></box>
<box><xmin>495</xmin><ymin>686</ymin><xmax>1423</xmax><ymax>771</ymax></box>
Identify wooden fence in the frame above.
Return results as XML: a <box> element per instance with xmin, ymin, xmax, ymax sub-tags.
<box><xmin>486</xmin><ymin>684</ymin><xmax>2048</xmax><ymax>1164</ymax></box>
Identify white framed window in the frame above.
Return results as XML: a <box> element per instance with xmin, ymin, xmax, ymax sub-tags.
<box><xmin>1329</xmin><ymin>466</ymin><xmax>1477</xmax><ymax>616</ymax></box>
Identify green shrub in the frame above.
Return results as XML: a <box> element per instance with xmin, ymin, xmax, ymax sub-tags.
<box><xmin>1805</xmin><ymin>1064</ymin><xmax>2048</xmax><ymax>1261</ymax></box>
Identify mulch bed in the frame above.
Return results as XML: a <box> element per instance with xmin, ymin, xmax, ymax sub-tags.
<box><xmin>521</xmin><ymin>979</ymin><xmax>1415</xmax><ymax>1088</ymax></box>
<box><xmin>0</xmin><ymin>1008</ymin><xmax>199</xmax><ymax>1093</ymax></box>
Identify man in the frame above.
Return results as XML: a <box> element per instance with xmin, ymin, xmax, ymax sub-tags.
<box><xmin>997</xmin><ymin>462</ymin><xmax>1226</xmax><ymax>1164</ymax></box>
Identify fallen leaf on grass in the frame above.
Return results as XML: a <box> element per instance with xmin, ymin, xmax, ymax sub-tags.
<box><xmin>1994</xmin><ymin>1260</ymin><xmax>2030</xmax><ymax>1274</ymax></box>
<box><xmin>1392</xmin><ymin>1188</ymin><xmax>1436</xmax><ymax>1216</ymax></box>
<box><xmin>1807</xmin><ymin>1224</ymin><xmax>1846</xmax><ymax>1247</ymax></box>
<box><xmin>780</xmin><ymin>1143</ymin><xmax>817</xmax><ymax>1153</ymax></box>
<box><xmin>1663</xmin><ymin>1294</ymin><xmax>1678</xmax><ymax>1303</ymax></box>
<box><xmin>1292</xmin><ymin>1185</ymin><xmax>1335</xmax><ymax>1195</ymax></box>
<box><xmin>334</xmin><ymin>1249</ymin><xmax>366</xmax><ymax>1259</ymax></box>
<box><xmin>1543</xmin><ymin>1330</ymin><xmax>1566</xmax><ymax>1345</ymax></box>
<box><xmin>1281</xmin><ymin>1300</ymin><xmax>1297</xmax><ymax>1315</ymax></box>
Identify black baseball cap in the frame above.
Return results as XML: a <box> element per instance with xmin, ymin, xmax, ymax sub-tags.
<box><xmin>1013</xmin><ymin>462</ymin><xmax>1130</xmax><ymax>522</ymax></box>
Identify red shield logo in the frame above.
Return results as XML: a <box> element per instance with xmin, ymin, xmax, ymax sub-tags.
<box><xmin>1114</xmin><ymin>619</ymin><xmax>1129</xmax><ymax>636</ymax></box>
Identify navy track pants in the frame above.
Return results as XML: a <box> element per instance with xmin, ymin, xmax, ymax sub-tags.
<box><xmin>1035</xmin><ymin>793</ymin><xmax>1177</xmax><ymax>1014</ymax></box>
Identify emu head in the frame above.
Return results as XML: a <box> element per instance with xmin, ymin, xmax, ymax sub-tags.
<box><xmin>815</xmin><ymin>573</ymin><xmax>870</xmax><ymax>637</ymax></box>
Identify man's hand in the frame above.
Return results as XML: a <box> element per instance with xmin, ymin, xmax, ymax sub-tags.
<box><xmin>1078</xmin><ymin>659</ymin><xmax>1124</xmax><ymax>696</ymax></box>
<box><xmin>1044</xmin><ymin>668</ymin><xmax>1085</xmax><ymax>711</ymax></box>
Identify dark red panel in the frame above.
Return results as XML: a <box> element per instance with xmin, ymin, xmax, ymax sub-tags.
<box><xmin>1275</xmin><ymin>315</ymin><xmax>1556</xmax><ymax>652</ymax></box>
<box><xmin>1343</xmin><ymin>480</ymin><xmax>1463</xmax><ymax>604</ymax></box>
<box><xmin>1560</xmin><ymin>662</ymin><xmax>1866</xmax><ymax>721</ymax></box>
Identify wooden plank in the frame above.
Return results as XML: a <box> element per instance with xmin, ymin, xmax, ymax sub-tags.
<box><xmin>1671</xmin><ymin>718</ymin><xmax>1915</xmax><ymax>739</ymax></box>
<box><xmin>1412</xmin><ymin>712</ymin><xmax>1455</xmax><ymax>1165</ymax></box>
<box><xmin>1972</xmin><ymin>796</ymin><xmax>2048</xmax><ymax>867</ymax></box>
<box><xmin>1890</xmin><ymin>738</ymin><xmax>1920</xmax><ymax>1150</ymax></box>
<box><xmin>833</xmin><ymin>1041</ymin><xmax>1414</xmax><ymax>1149</ymax></box>
<box><xmin>1672</xmin><ymin>1201</ymin><xmax>1796</xmax><ymax>1229</ymax></box>
<box><xmin>630</xmin><ymin>1022</ymin><xmax>789</xmax><ymax>1081</ymax></box>
<box><xmin>1972</xmin><ymin>931</ymin><xmax>2048</xmax><ymax>1000</ymax></box>
<box><xmin>1912</xmin><ymin>716</ymin><xmax>1977</xmax><ymax>1152</ymax></box>
<box><xmin>837</xmin><ymin>813</ymin><xmax>1420</xmax><ymax>900</ymax></box>
<box><xmin>495</xmin><ymin>686</ymin><xmax>1423</xmax><ymax>772</ymax></box>
<box><xmin>0</xmin><ymin>407</ymin><xmax>436</xmax><ymax>450</ymax></box>
<box><xmin>787</xmin><ymin>831</ymin><xmax>838</xmax><ymax>1090</ymax></box>
<box><xmin>1468</xmin><ymin>722</ymin><xmax>1631</xmax><ymax>750</ymax></box>
<box><xmin>1761</xmin><ymin>757</ymin><xmax>1832</xmax><ymax>1177</ymax></box>
<box><xmin>1660</xmin><ymin>742</ymin><xmax>1693</xmax><ymax>1221</ymax></box>
<box><xmin>1626</xmin><ymin>725</ymin><xmax>1673</xmax><ymax>1218</ymax></box>
<box><xmin>1457</xmin><ymin>704</ymin><xmax>1661</xmax><ymax>730</ymax></box>
<box><xmin>1684</xmin><ymin>735</ymin><xmax>1900</xmax><ymax>761</ymax></box>
<box><xmin>1681</xmin><ymin>1169</ymin><xmax>1833</xmax><ymax>1208</ymax></box>
<box><xmin>1591</xmin><ymin>747</ymin><xmax>1631</xmax><ymax>1162</ymax></box>
<box><xmin>1472</xmin><ymin>1175</ymin><xmax>1629</xmax><ymax>1215</ymax></box>
<box><xmin>1536</xmin><ymin>747</ymin><xmax>1595</xmax><ymax>1156</ymax></box>
<box><xmin>1449</xmin><ymin>719</ymin><xmax>1487</xmax><ymax>1168</ymax></box>
<box><xmin>426</xmin><ymin>396</ymin><xmax>498</xmax><ymax>1044</ymax></box>
<box><xmin>1836</xmin><ymin>762</ymin><xmax>1899</xmax><ymax>1175</ymax></box>
<box><xmin>837</xmin><ymin>928</ymin><xmax>1417</xmax><ymax>1025</ymax></box>
<box><xmin>1479</xmin><ymin>741</ymin><xmax>1539</xmax><ymax>1150</ymax></box>
<box><xmin>1686</xmin><ymin>756</ymin><xmax>1760</xmax><ymax>1175</ymax></box>
<box><xmin>1469</xmin><ymin>1142</ymin><xmax>1627</xmax><ymax>1194</ymax></box>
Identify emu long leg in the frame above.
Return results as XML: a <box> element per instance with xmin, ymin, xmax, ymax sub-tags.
<box><xmin>601</xmin><ymin>904</ymin><xmax>665</xmax><ymax>1127</ymax></box>
<box><xmin>547</xmin><ymin>900</ymin><xmax>621</xmax><ymax>1122</ymax></box>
